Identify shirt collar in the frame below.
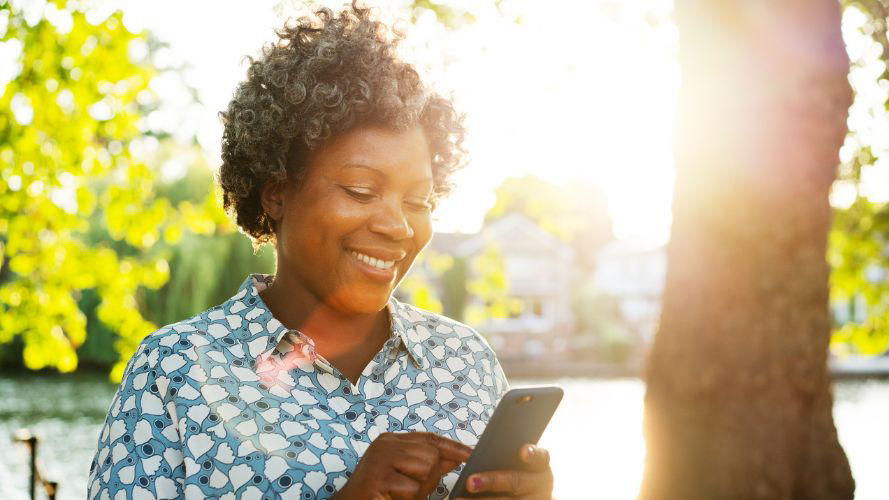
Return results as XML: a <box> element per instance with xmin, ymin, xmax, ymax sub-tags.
<box><xmin>227</xmin><ymin>274</ymin><xmax>426</xmax><ymax>369</ymax></box>
<box><xmin>386</xmin><ymin>296</ymin><xmax>428</xmax><ymax>369</ymax></box>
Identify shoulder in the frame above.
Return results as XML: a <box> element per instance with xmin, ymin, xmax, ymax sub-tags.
<box><xmin>394</xmin><ymin>301</ymin><xmax>495</xmax><ymax>352</ymax></box>
<box><xmin>133</xmin><ymin>275</ymin><xmax>268</xmax><ymax>370</ymax></box>
<box><xmin>391</xmin><ymin>300</ymin><xmax>509</xmax><ymax>395</ymax></box>
<box><xmin>120</xmin><ymin>303</ymin><xmax>226</xmax><ymax>389</ymax></box>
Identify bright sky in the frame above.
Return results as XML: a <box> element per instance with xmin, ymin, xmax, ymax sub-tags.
<box><xmin>114</xmin><ymin>0</ymin><xmax>679</xmax><ymax>244</ymax></box>
<box><xmin>6</xmin><ymin>0</ymin><xmax>889</xmax><ymax>245</ymax></box>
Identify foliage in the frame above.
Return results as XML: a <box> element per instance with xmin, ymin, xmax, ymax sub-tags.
<box><xmin>829</xmin><ymin>198</ymin><xmax>889</xmax><ymax>355</ymax></box>
<box><xmin>142</xmin><ymin>231</ymin><xmax>274</xmax><ymax>327</ymax></box>
<box><xmin>464</xmin><ymin>241</ymin><xmax>522</xmax><ymax>325</ymax></box>
<box><xmin>399</xmin><ymin>243</ymin><xmax>517</xmax><ymax>327</ymax></box>
<box><xmin>828</xmin><ymin>2</ymin><xmax>889</xmax><ymax>355</ymax></box>
<box><xmin>571</xmin><ymin>279</ymin><xmax>634</xmax><ymax>363</ymax></box>
<box><xmin>485</xmin><ymin>175</ymin><xmax>612</xmax><ymax>271</ymax></box>
<box><xmin>572</xmin><ymin>280</ymin><xmax>625</xmax><ymax>337</ymax></box>
<box><xmin>0</xmin><ymin>2</ymin><xmax>226</xmax><ymax>379</ymax></box>
<box><xmin>410</xmin><ymin>0</ymin><xmax>477</xmax><ymax>27</ymax></box>
<box><xmin>397</xmin><ymin>250</ymin><xmax>450</xmax><ymax>314</ymax></box>
<box><xmin>440</xmin><ymin>255</ymin><xmax>469</xmax><ymax>320</ymax></box>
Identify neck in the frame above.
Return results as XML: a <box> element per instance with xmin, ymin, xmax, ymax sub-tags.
<box><xmin>257</xmin><ymin>272</ymin><xmax>390</xmax><ymax>352</ymax></box>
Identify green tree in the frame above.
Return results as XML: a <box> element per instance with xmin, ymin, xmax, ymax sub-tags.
<box><xmin>828</xmin><ymin>1</ymin><xmax>889</xmax><ymax>356</ymax></box>
<box><xmin>398</xmin><ymin>244</ymin><xmax>516</xmax><ymax>327</ymax></box>
<box><xmin>0</xmin><ymin>2</ymin><xmax>225</xmax><ymax>379</ymax></box>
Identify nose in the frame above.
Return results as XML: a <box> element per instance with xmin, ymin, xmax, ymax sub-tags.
<box><xmin>368</xmin><ymin>197</ymin><xmax>414</xmax><ymax>240</ymax></box>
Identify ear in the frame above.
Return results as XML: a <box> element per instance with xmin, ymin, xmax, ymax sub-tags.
<box><xmin>260</xmin><ymin>181</ymin><xmax>288</xmax><ymax>221</ymax></box>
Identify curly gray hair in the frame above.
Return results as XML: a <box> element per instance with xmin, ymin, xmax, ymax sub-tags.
<box><xmin>218</xmin><ymin>3</ymin><xmax>466</xmax><ymax>244</ymax></box>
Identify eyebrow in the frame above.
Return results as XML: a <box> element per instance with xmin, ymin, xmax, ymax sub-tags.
<box><xmin>341</xmin><ymin>163</ymin><xmax>433</xmax><ymax>186</ymax></box>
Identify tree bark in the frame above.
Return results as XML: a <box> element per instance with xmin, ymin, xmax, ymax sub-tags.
<box><xmin>640</xmin><ymin>1</ymin><xmax>855</xmax><ymax>499</ymax></box>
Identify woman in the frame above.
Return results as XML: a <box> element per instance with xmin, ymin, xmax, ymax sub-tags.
<box><xmin>88</xmin><ymin>4</ymin><xmax>553</xmax><ymax>499</ymax></box>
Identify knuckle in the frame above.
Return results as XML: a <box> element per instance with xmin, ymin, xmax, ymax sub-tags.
<box><xmin>509</xmin><ymin>470</ymin><xmax>523</xmax><ymax>493</ymax></box>
<box><xmin>379</xmin><ymin>432</ymin><xmax>398</xmax><ymax>441</ymax></box>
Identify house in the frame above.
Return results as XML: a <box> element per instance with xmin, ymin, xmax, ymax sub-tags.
<box><xmin>591</xmin><ymin>239</ymin><xmax>667</xmax><ymax>344</ymax></box>
<box><xmin>427</xmin><ymin>214</ymin><xmax>576</xmax><ymax>360</ymax></box>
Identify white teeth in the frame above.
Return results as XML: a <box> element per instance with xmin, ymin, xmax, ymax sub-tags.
<box><xmin>351</xmin><ymin>251</ymin><xmax>395</xmax><ymax>270</ymax></box>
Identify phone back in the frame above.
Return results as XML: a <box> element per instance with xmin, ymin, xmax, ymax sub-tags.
<box><xmin>451</xmin><ymin>386</ymin><xmax>563</xmax><ymax>497</ymax></box>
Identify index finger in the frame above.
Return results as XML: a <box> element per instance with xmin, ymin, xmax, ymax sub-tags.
<box><xmin>399</xmin><ymin>432</ymin><xmax>473</xmax><ymax>462</ymax></box>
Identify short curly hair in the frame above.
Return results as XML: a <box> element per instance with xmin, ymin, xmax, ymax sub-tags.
<box><xmin>218</xmin><ymin>3</ymin><xmax>466</xmax><ymax>245</ymax></box>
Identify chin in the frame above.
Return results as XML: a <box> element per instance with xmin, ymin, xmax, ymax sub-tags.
<box><xmin>328</xmin><ymin>286</ymin><xmax>392</xmax><ymax>315</ymax></box>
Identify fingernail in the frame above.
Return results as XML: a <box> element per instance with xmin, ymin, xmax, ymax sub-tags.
<box><xmin>526</xmin><ymin>445</ymin><xmax>535</xmax><ymax>458</ymax></box>
<box><xmin>469</xmin><ymin>475</ymin><xmax>483</xmax><ymax>492</ymax></box>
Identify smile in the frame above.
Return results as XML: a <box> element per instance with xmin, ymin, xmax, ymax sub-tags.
<box><xmin>350</xmin><ymin>251</ymin><xmax>396</xmax><ymax>270</ymax></box>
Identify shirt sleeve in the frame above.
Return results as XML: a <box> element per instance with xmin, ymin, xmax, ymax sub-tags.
<box><xmin>88</xmin><ymin>337</ymin><xmax>184</xmax><ymax>500</ymax></box>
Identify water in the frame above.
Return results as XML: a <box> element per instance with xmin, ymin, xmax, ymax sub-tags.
<box><xmin>0</xmin><ymin>375</ymin><xmax>885</xmax><ymax>499</ymax></box>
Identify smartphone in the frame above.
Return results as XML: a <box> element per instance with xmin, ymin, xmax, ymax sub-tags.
<box><xmin>451</xmin><ymin>385</ymin><xmax>563</xmax><ymax>498</ymax></box>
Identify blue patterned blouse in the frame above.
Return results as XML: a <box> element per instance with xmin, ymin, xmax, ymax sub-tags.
<box><xmin>87</xmin><ymin>274</ymin><xmax>508</xmax><ymax>499</ymax></box>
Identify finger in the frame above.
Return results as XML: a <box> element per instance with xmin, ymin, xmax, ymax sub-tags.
<box><xmin>382</xmin><ymin>470</ymin><xmax>423</xmax><ymax>500</ymax></box>
<box><xmin>390</xmin><ymin>442</ymin><xmax>443</xmax><ymax>500</ymax></box>
<box><xmin>418</xmin><ymin>452</ymin><xmax>443</xmax><ymax>499</ymax></box>
<box><xmin>392</xmin><ymin>445</ymin><xmax>440</xmax><ymax>482</ymax></box>
<box><xmin>519</xmin><ymin>444</ymin><xmax>550</xmax><ymax>471</ymax></box>
<box><xmin>467</xmin><ymin>469</ymin><xmax>552</xmax><ymax>495</ymax></box>
<box><xmin>401</xmin><ymin>432</ymin><xmax>473</xmax><ymax>463</ymax></box>
<box><xmin>438</xmin><ymin>459</ymin><xmax>461</xmax><ymax>475</ymax></box>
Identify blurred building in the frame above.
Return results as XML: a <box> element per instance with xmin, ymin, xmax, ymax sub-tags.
<box><xmin>431</xmin><ymin>214</ymin><xmax>576</xmax><ymax>360</ymax></box>
<box><xmin>591</xmin><ymin>240</ymin><xmax>667</xmax><ymax>344</ymax></box>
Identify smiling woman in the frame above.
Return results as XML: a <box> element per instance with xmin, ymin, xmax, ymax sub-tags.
<box><xmin>87</xmin><ymin>3</ymin><xmax>553</xmax><ymax>500</ymax></box>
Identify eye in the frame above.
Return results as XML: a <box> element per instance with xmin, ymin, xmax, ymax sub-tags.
<box><xmin>406</xmin><ymin>198</ymin><xmax>433</xmax><ymax>211</ymax></box>
<box><xmin>342</xmin><ymin>186</ymin><xmax>374</xmax><ymax>201</ymax></box>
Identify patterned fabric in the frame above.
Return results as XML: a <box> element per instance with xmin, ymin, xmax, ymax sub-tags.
<box><xmin>88</xmin><ymin>274</ymin><xmax>508</xmax><ymax>499</ymax></box>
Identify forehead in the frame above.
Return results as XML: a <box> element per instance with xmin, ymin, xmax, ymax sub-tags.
<box><xmin>307</xmin><ymin>125</ymin><xmax>433</xmax><ymax>181</ymax></box>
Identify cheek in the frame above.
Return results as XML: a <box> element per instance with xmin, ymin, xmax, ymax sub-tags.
<box><xmin>290</xmin><ymin>197</ymin><xmax>365</xmax><ymax>251</ymax></box>
<box><xmin>410</xmin><ymin>213</ymin><xmax>434</xmax><ymax>254</ymax></box>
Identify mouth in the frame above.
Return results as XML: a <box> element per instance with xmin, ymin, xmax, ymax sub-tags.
<box><xmin>350</xmin><ymin>250</ymin><xmax>397</xmax><ymax>271</ymax></box>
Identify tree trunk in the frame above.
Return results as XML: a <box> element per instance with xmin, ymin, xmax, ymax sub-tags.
<box><xmin>640</xmin><ymin>1</ymin><xmax>855</xmax><ymax>499</ymax></box>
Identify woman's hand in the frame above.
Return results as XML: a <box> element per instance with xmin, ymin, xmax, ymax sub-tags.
<box><xmin>333</xmin><ymin>431</ymin><xmax>473</xmax><ymax>500</ymax></box>
<box><xmin>456</xmin><ymin>444</ymin><xmax>554</xmax><ymax>500</ymax></box>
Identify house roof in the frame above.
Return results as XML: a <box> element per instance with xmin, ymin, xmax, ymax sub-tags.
<box><xmin>431</xmin><ymin>213</ymin><xmax>574</xmax><ymax>260</ymax></box>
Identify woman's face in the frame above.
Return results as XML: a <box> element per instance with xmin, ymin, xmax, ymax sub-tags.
<box><xmin>266</xmin><ymin>125</ymin><xmax>434</xmax><ymax>315</ymax></box>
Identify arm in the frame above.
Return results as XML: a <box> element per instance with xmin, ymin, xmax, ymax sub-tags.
<box><xmin>87</xmin><ymin>340</ymin><xmax>184</xmax><ymax>500</ymax></box>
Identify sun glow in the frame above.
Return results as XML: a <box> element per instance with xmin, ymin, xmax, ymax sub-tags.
<box><xmin>401</xmin><ymin>0</ymin><xmax>679</xmax><ymax>244</ymax></box>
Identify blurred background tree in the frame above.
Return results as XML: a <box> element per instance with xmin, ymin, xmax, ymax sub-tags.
<box><xmin>0</xmin><ymin>2</ymin><xmax>230</xmax><ymax>380</ymax></box>
<box><xmin>830</xmin><ymin>0</ymin><xmax>889</xmax><ymax>356</ymax></box>
<box><xmin>642</xmin><ymin>0</ymin><xmax>854</xmax><ymax>498</ymax></box>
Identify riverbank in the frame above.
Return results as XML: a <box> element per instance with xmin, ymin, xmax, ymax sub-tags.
<box><xmin>500</xmin><ymin>355</ymin><xmax>889</xmax><ymax>379</ymax></box>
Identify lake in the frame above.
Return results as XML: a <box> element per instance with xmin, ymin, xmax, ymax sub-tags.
<box><xmin>0</xmin><ymin>375</ymin><xmax>885</xmax><ymax>499</ymax></box>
